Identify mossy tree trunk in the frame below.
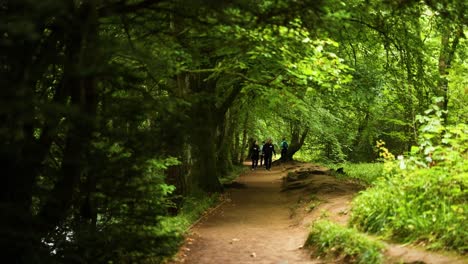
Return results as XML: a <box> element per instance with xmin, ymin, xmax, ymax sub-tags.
<box><xmin>190</xmin><ymin>97</ymin><xmax>223</xmax><ymax>193</ymax></box>
<box><xmin>216</xmin><ymin>109</ymin><xmax>234</xmax><ymax>177</ymax></box>
<box><xmin>186</xmin><ymin>74</ymin><xmax>222</xmax><ymax>193</ymax></box>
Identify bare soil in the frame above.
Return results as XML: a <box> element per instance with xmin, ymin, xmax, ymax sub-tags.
<box><xmin>169</xmin><ymin>161</ymin><xmax>467</xmax><ymax>264</ymax></box>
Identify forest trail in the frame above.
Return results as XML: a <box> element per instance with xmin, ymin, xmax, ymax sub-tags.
<box><xmin>169</xmin><ymin>162</ymin><xmax>467</xmax><ymax>264</ymax></box>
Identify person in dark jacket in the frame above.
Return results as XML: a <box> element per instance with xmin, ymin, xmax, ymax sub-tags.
<box><xmin>250</xmin><ymin>140</ymin><xmax>260</xmax><ymax>170</ymax></box>
<box><xmin>263</xmin><ymin>138</ymin><xmax>276</xmax><ymax>171</ymax></box>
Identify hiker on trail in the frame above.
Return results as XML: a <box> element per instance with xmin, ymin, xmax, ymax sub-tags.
<box><xmin>280</xmin><ymin>138</ymin><xmax>288</xmax><ymax>161</ymax></box>
<box><xmin>250</xmin><ymin>140</ymin><xmax>260</xmax><ymax>170</ymax></box>
<box><xmin>263</xmin><ymin>138</ymin><xmax>276</xmax><ymax>171</ymax></box>
<box><xmin>259</xmin><ymin>141</ymin><xmax>265</xmax><ymax>167</ymax></box>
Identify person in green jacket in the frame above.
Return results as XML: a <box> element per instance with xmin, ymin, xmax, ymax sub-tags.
<box><xmin>280</xmin><ymin>138</ymin><xmax>288</xmax><ymax>161</ymax></box>
<box><xmin>259</xmin><ymin>141</ymin><xmax>265</xmax><ymax>167</ymax></box>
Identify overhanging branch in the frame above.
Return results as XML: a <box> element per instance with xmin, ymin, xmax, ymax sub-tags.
<box><xmin>98</xmin><ymin>0</ymin><xmax>164</xmax><ymax>17</ymax></box>
<box><xmin>183</xmin><ymin>68</ymin><xmax>283</xmax><ymax>86</ymax></box>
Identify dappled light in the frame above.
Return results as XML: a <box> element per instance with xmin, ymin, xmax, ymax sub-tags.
<box><xmin>1</xmin><ymin>0</ymin><xmax>466</xmax><ymax>263</ymax></box>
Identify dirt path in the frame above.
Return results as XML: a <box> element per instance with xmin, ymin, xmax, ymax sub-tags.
<box><xmin>171</xmin><ymin>162</ymin><xmax>344</xmax><ymax>264</ymax></box>
<box><xmin>169</xmin><ymin>162</ymin><xmax>467</xmax><ymax>264</ymax></box>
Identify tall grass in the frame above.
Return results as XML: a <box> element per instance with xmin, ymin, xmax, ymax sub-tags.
<box><xmin>159</xmin><ymin>191</ymin><xmax>220</xmax><ymax>235</ymax></box>
<box><xmin>157</xmin><ymin>191</ymin><xmax>221</xmax><ymax>262</ymax></box>
<box><xmin>305</xmin><ymin>220</ymin><xmax>385</xmax><ymax>263</ymax></box>
<box><xmin>219</xmin><ymin>165</ymin><xmax>248</xmax><ymax>184</ymax></box>
<box><xmin>329</xmin><ymin>163</ymin><xmax>384</xmax><ymax>186</ymax></box>
<box><xmin>350</xmin><ymin>114</ymin><xmax>468</xmax><ymax>253</ymax></box>
<box><xmin>350</xmin><ymin>166</ymin><xmax>468</xmax><ymax>253</ymax></box>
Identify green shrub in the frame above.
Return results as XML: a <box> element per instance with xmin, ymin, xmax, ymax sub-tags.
<box><xmin>330</xmin><ymin>163</ymin><xmax>384</xmax><ymax>186</ymax></box>
<box><xmin>162</xmin><ymin>190</ymin><xmax>220</xmax><ymax>233</ymax></box>
<box><xmin>350</xmin><ymin>106</ymin><xmax>468</xmax><ymax>253</ymax></box>
<box><xmin>350</xmin><ymin>168</ymin><xmax>468</xmax><ymax>252</ymax></box>
<box><xmin>305</xmin><ymin>220</ymin><xmax>385</xmax><ymax>263</ymax></box>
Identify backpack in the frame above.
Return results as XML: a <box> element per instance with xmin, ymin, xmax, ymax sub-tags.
<box><xmin>281</xmin><ymin>141</ymin><xmax>288</xmax><ymax>149</ymax></box>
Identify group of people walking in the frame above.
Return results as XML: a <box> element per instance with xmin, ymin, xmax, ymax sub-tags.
<box><xmin>250</xmin><ymin>138</ymin><xmax>288</xmax><ymax>171</ymax></box>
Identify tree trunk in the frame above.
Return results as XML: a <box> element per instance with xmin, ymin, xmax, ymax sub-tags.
<box><xmin>239</xmin><ymin>112</ymin><xmax>249</xmax><ymax>163</ymax></box>
<box><xmin>437</xmin><ymin>24</ymin><xmax>463</xmax><ymax>123</ymax></box>
<box><xmin>188</xmin><ymin>74</ymin><xmax>223</xmax><ymax>193</ymax></box>
<box><xmin>232</xmin><ymin>119</ymin><xmax>241</xmax><ymax>165</ymax></box>
<box><xmin>164</xmin><ymin>72</ymin><xmax>190</xmax><ymax>203</ymax></box>
<box><xmin>190</xmin><ymin>104</ymin><xmax>223</xmax><ymax>193</ymax></box>
<box><xmin>284</xmin><ymin>123</ymin><xmax>309</xmax><ymax>161</ymax></box>
<box><xmin>37</xmin><ymin>0</ymin><xmax>99</xmax><ymax>235</ymax></box>
<box><xmin>1</xmin><ymin>1</ymin><xmax>100</xmax><ymax>260</ymax></box>
<box><xmin>216</xmin><ymin>111</ymin><xmax>234</xmax><ymax>177</ymax></box>
<box><xmin>0</xmin><ymin>18</ymin><xmax>58</xmax><ymax>262</ymax></box>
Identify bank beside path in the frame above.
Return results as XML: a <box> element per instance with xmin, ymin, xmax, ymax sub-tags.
<box><xmin>169</xmin><ymin>162</ymin><xmax>468</xmax><ymax>264</ymax></box>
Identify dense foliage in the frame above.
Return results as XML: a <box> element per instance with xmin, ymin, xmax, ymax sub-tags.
<box><xmin>326</xmin><ymin>163</ymin><xmax>384</xmax><ymax>186</ymax></box>
<box><xmin>350</xmin><ymin>105</ymin><xmax>467</xmax><ymax>252</ymax></box>
<box><xmin>1</xmin><ymin>0</ymin><xmax>466</xmax><ymax>262</ymax></box>
<box><xmin>292</xmin><ymin>0</ymin><xmax>468</xmax><ymax>163</ymax></box>
<box><xmin>305</xmin><ymin>220</ymin><xmax>385</xmax><ymax>263</ymax></box>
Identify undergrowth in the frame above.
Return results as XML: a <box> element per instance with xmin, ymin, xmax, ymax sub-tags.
<box><xmin>220</xmin><ymin>165</ymin><xmax>248</xmax><ymax>184</ymax></box>
<box><xmin>158</xmin><ymin>190</ymin><xmax>221</xmax><ymax>263</ymax></box>
<box><xmin>329</xmin><ymin>163</ymin><xmax>384</xmax><ymax>186</ymax></box>
<box><xmin>157</xmin><ymin>165</ymin><xmax>246</xmax><ymax>262</ymax></box>
<box><xmin>305</xmin><ymin>220</ymin><xmax>384</xmax><ymax>264</ymax></box>
<box><xmin>350</xmin><ymin>105</ymin><xmax>468</xmax><ymax>253</ymax></box>
<box><xmin>157</xmin><ymin>166</ymin><xmax>244</xmax><ymax>262</ymax></box>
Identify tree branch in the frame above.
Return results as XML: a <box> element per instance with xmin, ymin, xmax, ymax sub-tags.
<box><xmin>98</xmin><ymin>0</ymin><xmax>165</xmax><ymax>17</ymax></box>
<box><xmin>345</xmin><ymin>17</ymin><xmax>402</xmax><ymax>52</ymax></box>
<box><xmin>183</xmin><ymin>68</ymin><xmax>283</xmax><ymax>86</ymax></box>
